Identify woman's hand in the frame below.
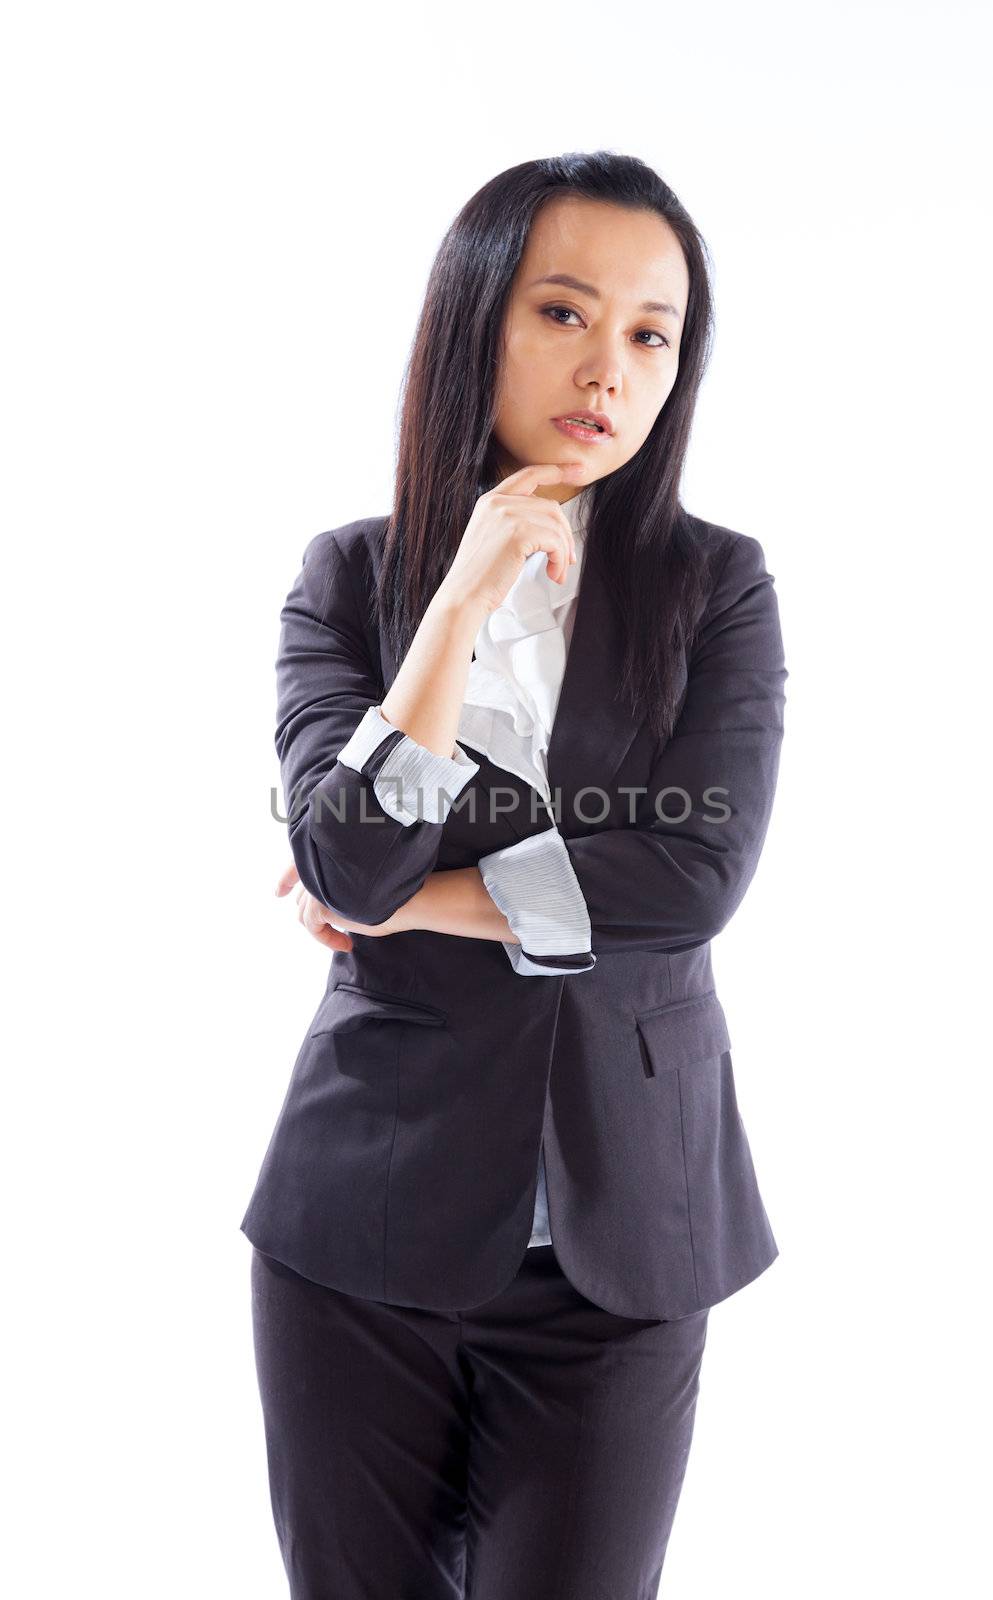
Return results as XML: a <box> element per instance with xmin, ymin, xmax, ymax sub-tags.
<box><xmin>276</xmin><ymin>860</ymin><xmax>517</xmax><ymax>950</ymax></box>
<box><xmin>275</xmin><ymin>861</ymin><xmax>417</xmax><ymax>949</ymax></box>
<box><xmin>439</xmin><ymin>461</ymin><xmax>586</xmax><ymax>616</ymax></box>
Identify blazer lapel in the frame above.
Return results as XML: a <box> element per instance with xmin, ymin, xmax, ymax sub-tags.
<box><xmin>545</xmin><ymin>541</ymin><xmax>644</xmax><ymax>833</ymax></box>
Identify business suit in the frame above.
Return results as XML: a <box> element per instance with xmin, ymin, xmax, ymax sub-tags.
<box><xmin>241</xmin><ymin>507</ymin><xmax>787</xmax><ymax>1321</ymax></box>
<box><xmin>242</xmin><ymin>504</ymin><xmax>786</xmax><ymax>1596</ymax></box>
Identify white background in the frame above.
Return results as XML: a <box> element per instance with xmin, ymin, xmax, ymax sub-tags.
<box><xmin>3</xmin><ymin>2</ymin><xmax>989</xmax><ymax>1594</ymax></box>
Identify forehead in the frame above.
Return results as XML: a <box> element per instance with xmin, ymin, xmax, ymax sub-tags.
<box><xmin>517</xmin><ymin>195</ymin><xmax>689</xmax><ymax>311</ymax></box>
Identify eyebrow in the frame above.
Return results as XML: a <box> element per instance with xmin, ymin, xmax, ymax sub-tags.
<box><xmin>527</xmin><ymin>272</ymin><xmax>682</xmax><ymax>322</ymax></box>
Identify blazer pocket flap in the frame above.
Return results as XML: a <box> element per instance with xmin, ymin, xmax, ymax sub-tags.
<box><xmin>311</xmin><ymin>982</ymin><xmax>449</xmax><ymax>1036</ymax></box>
<box><xmin>635</xmin><ymin>991</ymin><xmax>731</xmax><ymax>1074</ymax></box>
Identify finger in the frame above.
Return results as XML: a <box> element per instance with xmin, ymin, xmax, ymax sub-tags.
<box><xmin>546</xmin><ymin>520</ymin><xmax>578</xmax><ymax>585</ymax></box>
<box><xmin>490</xmin><ymin>461</ymin><xmax>586</xmax><ymax>497</ymax></box>
<box><xmin>275</xmin><ymin>860</ymin><xmax>299</xmax><ymax>896</ymax></box>
<box><xmin>491</xmin><ymin>495</ymin><xmax>577</xmax><ymax>583</ymax></box>
<box><xmin>496</xmin><ymin>478</ymin><xmax>580</xmax><ymax>571</ymax></box>
<box><xmin>546</xmin><ymin>529</ymin><xmax>576</xmax><ymax>586</ymax></box>
<box><xmin>287</xmin><ymin>885</ymin><xmax>354</xmax><ymax>950</ymax></box>
<box><xmin>549</xmin><ymin>519</ymin><xmax>578</xmax><ymax>578</ymax></box>
<box><xmin>551</xmin><ymin>510</ymin><xmax>578</xmax><ymax>576</ymax></box>
<box><xmin>308</xmin><ymin>901</ymin><xmax>342</xmax><ymax>939</ymax></box>
<box><xmin>305</xmin><ymin>901</ymin><xmax>353</xmax><ymax>949</ymax></box>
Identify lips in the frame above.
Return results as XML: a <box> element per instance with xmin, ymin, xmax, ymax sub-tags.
<box><xmin>552</xmin><ymin>410</ymin><xmax>614</xmax><ymax>435</ymax></box>
<box><xmin>551</xmin><ymin>415</ymin><xmax>613</xmax><ymax>445</ymax></box>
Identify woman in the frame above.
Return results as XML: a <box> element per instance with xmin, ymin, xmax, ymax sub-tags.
<box><xmin>241</xmin><ymin>150</ymin><xmax>788</xmax><ymax>1598</ymax></box>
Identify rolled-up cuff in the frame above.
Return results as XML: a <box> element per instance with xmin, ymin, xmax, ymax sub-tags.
<box><xmin>478</xmin><ymin>827</ymin><xmax>596</xmax><ymax>976</ymax></box>
<box><xmin>500</xmin><ymin>942</ymin><xmax>597</xmax><ymax>976</ymax></box>
<box><xmin>336</xmin><ymin>704</ymin><xmax>479</xmax><ymax>825</ymax></box>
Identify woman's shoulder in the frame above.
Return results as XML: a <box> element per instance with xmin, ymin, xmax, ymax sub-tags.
<box><xmin>683</xmin><ymin>509</ymin><xmax>768</xmax><ymax>568</ymax></box>
<box><xmin>675</xmin><ymin>514</ymin><xmax>782</xmax><ymax>664</ymax></box>
<box><xmin>299</xmin><ymin>513</ymin><xmax>390</xmax><ymax>573</ymax></box>
<box><xmin>681</xmin><ymin>512</ymin><xmax>777</xmax><ymax>611</ymax></box>
<box><xmin>295</xmin><ymin>515</ymin><xmax>391</xmax><ymax>611</ymax></box>
<box><xmin>279</xmin><ymin>517</ymin><xmax>390</xmax><ymax>641</ymax></box>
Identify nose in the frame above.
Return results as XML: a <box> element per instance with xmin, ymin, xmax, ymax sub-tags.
<box><xmin>578</xmin><ymin>359</ymin><xmax>621</xmax><ymax>399</ymax></box>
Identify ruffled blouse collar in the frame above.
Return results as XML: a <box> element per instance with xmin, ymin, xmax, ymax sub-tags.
<box><xmin>457</xmin><ymin>485</ymin><xmax>593</xmax><ymax>804</ymax></box>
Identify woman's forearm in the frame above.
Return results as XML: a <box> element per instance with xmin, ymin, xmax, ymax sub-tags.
<box><xmin>379</xmin><ymin>580</ymin><xmax>488</xmax><ymax>760</ymax></box>
<box><xmin>407</xmin><ymin>867</ymin><xmax>520</xmax><ymax>944</ymax></box>
<box><xmin>371</xmin><ymin>563</ymin><xmax>514</xmax><ymax>942</ymax></box>
<box><xmin>368</xmin><ymin>569</ymin><xmax>516</xmax><ymax>944</ymax></box>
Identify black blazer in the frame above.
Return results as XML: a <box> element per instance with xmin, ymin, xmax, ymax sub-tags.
<box><xmin>240</xmin><ymin>509</ymin><xmax>788</xmax><ymax>1318</ymax></box>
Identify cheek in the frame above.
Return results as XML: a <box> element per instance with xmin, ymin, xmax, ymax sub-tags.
<box><xmin>496</xmin><ymin>337</ymin><xmax>548</xmax><ymax>412</ymax></box>
<box><xmin>621</xmin><ymin>384</ymin><xmax>678</xmax><ymax>459</ymax></box>
<box><xmin>505</xmin><ymin>322</ymin><xmax>547</xmax><ymax>372</ymax></box>
<box><xmin>640</xmin><ymin>363</ymin><xmax>679</xmax><ymax>419</ymax></box>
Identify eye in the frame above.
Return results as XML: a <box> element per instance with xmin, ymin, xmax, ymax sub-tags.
<box><xmin>543</xmin><ymin>305</ymin><xmax>583</xmax><ymax>327</ymax></box>
<box><xmin>541</xmin><ymin>305</ymin><xmax>671</xmax><ymax>349</ymax></box>
<box><xmin>633</xmin><ymin>328</ymin><xmax>672</xmax><ymax>349</ymax></box>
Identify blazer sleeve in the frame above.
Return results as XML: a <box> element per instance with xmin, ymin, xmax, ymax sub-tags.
<box><xmin>277</xmin><ymin>528</ymin><xmax>481</xmax><ymax>925</ymax></box>
<box><xmin>477</xmin><ymin>531</ymin><xmax>787</xmax><ymax>973</ymax></box>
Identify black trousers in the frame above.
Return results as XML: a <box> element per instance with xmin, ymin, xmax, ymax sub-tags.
<box><xmin>249</xmin><ymin>1242</ymin><xmax>709</xmax><ymax>1599</ymax></box>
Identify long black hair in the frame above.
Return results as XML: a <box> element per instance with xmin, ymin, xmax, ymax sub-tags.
<box><xmin>379</xmin><ymin>149</ymin><xmax>721</xmax><ymax>745</ymax></box>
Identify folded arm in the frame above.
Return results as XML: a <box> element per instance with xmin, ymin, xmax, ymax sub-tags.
<box><xmin>475</xmin><ymin>531</ymin><xmax>788</xmax><ymax>974</ymax></box>
<box><xmin>276</xmin><ymin>526</ymin><xmax>483</xmax><ymax>925</ymax></box>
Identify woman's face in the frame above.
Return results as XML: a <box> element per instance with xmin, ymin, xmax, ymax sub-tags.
<box><xmin>490</xmin><ymin>196</ymin><xmax>689</xmax><ymax>503</ymax></box>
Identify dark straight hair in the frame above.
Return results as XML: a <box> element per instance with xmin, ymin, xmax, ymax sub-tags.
<box><xmin>379</xmin><ymin>149</ymin><xmax>721</xmax><ymax>745</ymax></box>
